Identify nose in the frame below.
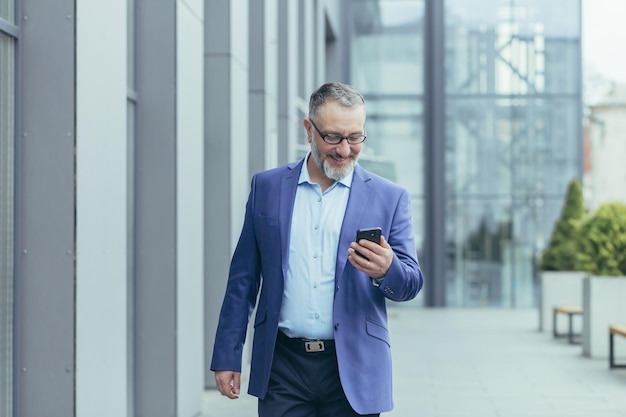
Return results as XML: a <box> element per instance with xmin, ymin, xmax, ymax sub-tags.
<box><xmin>335</xmin><ymin>139</ymin><xmax>351</xmax><ymax>156</ymax></box>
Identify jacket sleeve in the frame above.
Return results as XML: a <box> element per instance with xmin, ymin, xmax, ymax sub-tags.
<box><xmin>210</xmin><ymin>176</ymin><xmax>262</xmax><ymax>372</ymax></box>
<box><xmin>376</xmin><ymin>188</ymin><xmax>424</xmax><ymax>301</ymax></box>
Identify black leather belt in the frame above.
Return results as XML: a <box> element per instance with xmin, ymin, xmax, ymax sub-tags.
<box><xmin>277</xmin><ymin>330</ymin><xmax>335</xmax><ymax>353</ymax></box>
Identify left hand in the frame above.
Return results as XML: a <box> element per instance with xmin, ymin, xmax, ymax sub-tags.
<box><xmin>348</xmin><ymin>235</ymin><xmax>393</xmax><ymax>279</ymax></box>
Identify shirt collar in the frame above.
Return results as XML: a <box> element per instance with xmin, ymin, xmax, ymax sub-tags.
<box><xmin>299</xmin><ymin>152</ymin><xmax>354</xmax><ymax>188</ymax></box>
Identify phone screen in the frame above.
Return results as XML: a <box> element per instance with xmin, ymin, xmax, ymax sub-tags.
<box><xmin>356</xmin><ymin>227</ymin><xmax>382</xmax><ymax>243</ymax></box>
<box><xmin>355</xmin><ymin>227</ymin><xmax>382</xmax><ymax>258</ymax></box>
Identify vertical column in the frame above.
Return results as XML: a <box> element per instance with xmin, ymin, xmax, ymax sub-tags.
<box><xmin>0</xmin><ymin>14</ymin><xmax>17</xmax><ymax>417</ymax></box>
<box><xmin>134</xmin><ymin>0</ymin><xmax>177</xmax><ymax>415</ymax></box>
<box><xmin>338</xmin><ymin>0</ymin><xmax>351</xmax><ymax>82</ymax></box>
<box><xmin>423</xmin><ymin>0</ymin><xmax>447</xmax><ymax>306</ymax></box>
<box><xmin>75</xmin><ymin>0</ymin><xmax>129</xmax><ymax>416</ymax></box>
<box><xmin>277</xmin><ymin>0</ymin><xmax>300</xmax><ymax>164</ymax></box>
<box><xmin>314</xmin><ymin>0</ymin><xmax>325</xmax><ymax>83</ymax></box>
<box><xmin>204</xmin><ymin>0</ymin><xmax>250</xmax><ymax>388</ymax></box>
<box><xmin>300</xmin><ymin>0</ymin><xmax>316</xmax><ymax>97</ymax></box>
<box><xmin>16</xmin><ymin>1</ymin><xmax>76</xmax><ymax>415</ymax></box>
<box><xmin>176</xmin><ymin>0</ymin><xmax>205</xmax><ymax>415</ymax></box>
<box><xmin>249</xmin><ymin>0</ymin><xmax>278</xmax><ymax>175</ymax></box>
<box><xmin>322</xmin><ymin>0</ymin><xmax>349</xmax><ymax>83</ymax></box>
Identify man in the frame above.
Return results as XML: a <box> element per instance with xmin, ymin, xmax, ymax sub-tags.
<box><xmin>211</xmin><ymin>82</ymin><xmax>424</xmax><ymax>416</ymax></box>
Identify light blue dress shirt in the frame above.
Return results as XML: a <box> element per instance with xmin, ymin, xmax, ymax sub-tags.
<box><xmin>278</xmin><ymin>155</ymin><xmax>353</xmax><ymax>340</ymax></box>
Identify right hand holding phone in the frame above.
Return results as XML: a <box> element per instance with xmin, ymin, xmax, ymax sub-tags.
<box><xmin>348</xmin><ymin>235</ymin><xmax>393</xmax><ymax>279</ymax></box>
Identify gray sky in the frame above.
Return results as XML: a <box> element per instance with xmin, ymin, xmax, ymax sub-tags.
<box><xmin>583</xmin><ymin>0</ymin><xmax>626</xmax><ymax>83</ymax></box>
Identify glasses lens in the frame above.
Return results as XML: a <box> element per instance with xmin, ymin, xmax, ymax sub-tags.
<box><xmin>323</xmin><ymin>134</ymin><xmax>366</xmax><ymax>145</ymax></box>
<box><xmin>324</xmin><ymin>135</ymin><xmax>342</xmax><ymax>144</ymax></box>
<box><xmin>347</xmin><ymin>135</ymin><xmax>366</xmax><ymax>144</ymax></box>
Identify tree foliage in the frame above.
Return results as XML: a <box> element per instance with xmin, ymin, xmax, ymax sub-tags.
<box><xmin>540</xmin><ymin>178</ymin><xmax>586</xmax><ymax>271</ymax></box>
<box><xmin>576</xmin><ymin>202</ymin><xmax>626</xmax><ymax>276</ymax></box>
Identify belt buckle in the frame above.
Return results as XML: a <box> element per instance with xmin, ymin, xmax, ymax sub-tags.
<box><xmin>304</xmin><ymin>340</ymin><xmax>325</xmax><ymax>352</ymax></box>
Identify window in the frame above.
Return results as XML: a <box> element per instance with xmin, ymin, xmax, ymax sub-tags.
<box><xmin>0</xmin><ymin>0</ymin><xmax>14</xmax><ymax>23</ymax></box>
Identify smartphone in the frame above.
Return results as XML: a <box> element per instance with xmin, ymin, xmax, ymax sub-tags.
<box><xmin>355</xmin><ymin>227</ymin><xmax>382</xmax><ymax>259</ymax></box>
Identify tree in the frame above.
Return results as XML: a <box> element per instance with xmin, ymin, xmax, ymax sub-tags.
<box><xmin>576</xmin><ymin>202</ymin><xmax>626</xmax><ymax>276</ymax></box>
<box><xmin>540</xmin><ymin>178</ymin><xmax>586</xmax><ymax>271</ymax></box>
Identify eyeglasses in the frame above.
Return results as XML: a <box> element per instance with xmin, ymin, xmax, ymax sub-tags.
<box><xmin>309</xmin><ymin>119</ymin><xmax>367</xmax><ymax>145</ymax></box>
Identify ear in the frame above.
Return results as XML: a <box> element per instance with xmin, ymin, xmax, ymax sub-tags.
<box><xmin>303</xmin><ymin>118</ymin><xmax>313</xmax><ymax>143</ymax></box>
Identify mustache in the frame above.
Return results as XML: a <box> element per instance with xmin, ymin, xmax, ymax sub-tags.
<box><xmin>326</xmin><ymin>152</ymin><xmax>356</xmax><ymax>159</ymax></box>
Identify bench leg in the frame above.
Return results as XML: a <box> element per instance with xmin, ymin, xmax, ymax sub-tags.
<box><xmin>609</xmin><ymin>332</ymin><xmax>626</xmax><ymax>369</ymax></box>
<box><xmin>567</xmin><ymin>313</ymin><xmax>582</xmax><ymax>344</ymax></box>
<box><xmin>610</xmin><ymin>332</ymin><xmax>615</xmax><ymax>368</ymax></box>
<box><xmin>553</xmin><ymin>311</ymin><xmax>581</xmax><ymax>344</ymax></box>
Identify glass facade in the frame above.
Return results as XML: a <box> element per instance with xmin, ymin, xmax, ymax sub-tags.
<box><xmin>0</xmin><ymin>0</ymin><xmax>14</xmax><ymax>23</ymax></box>
<box><xmin>0</xmin><ymin>28</ymin><xmax>15</xmax><ymax>416</ymax></box>
<box><xmin>350</xmin><ymin>0</ymin><xmax>426</xmax><ymax>262</ymax></box>
<box><xmin>445</xmin><ymin>0</ymin><xmax>581</xmax><ymax>307</ymax></box>
<box><xmin>350</xmin><ymin>0</ymin><xmax>581</xmax><ymax>307</ymax></box>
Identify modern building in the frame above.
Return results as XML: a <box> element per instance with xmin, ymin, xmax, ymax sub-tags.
<box><xmin>584</xmin><ymin>83</ymin><xmax>626</xmax><ymax>211</ymax></box>
<box><xmin>0</xmin><ymin>0</ymin><xmax>582</xmax><ymax>416</ymax></box>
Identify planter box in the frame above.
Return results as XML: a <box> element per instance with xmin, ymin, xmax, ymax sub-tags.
<box><xmin>538</xmin><ymin>271</ymin><xmax>587</xmax><ymax>333</ymax></box>
<box><xmin>582</xmin><ymin>275</ymin><xmax>626</xmax><ymax>358</ymax></box>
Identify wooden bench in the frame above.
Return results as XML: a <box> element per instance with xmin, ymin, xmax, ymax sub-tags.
<box><xmin>609</xmin><ymin>324</ymin><xmax>626</xmax><ymax>369</ymax></box>
<box><xmin>553</xmin><ymin>305</ymin><xmax>583</xmax><ymax>344</ymax></box>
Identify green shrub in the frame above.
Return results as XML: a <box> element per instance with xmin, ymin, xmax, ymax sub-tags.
<box><xmin>576</xmin><ymin>202</ymin><xmax>626</xmax><ymax>276</ymax></box>
<box><xmin>540</xmin><ymin>178</ymin><xmax>586</xmax><ymax>271</ymax></box>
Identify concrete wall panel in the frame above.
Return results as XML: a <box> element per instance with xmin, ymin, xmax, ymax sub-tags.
<box><xmin>16</xmin><ymin>1</ymin><xmax>76</xmax><ymax>415</ymax></box>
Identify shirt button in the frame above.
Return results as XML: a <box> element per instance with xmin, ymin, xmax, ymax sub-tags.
<box><xmin>315</xmin><ymin>313</ymin><xmax>320</xmax><ymax>319</ymax></box>
<box><xmin>317</xmin><ymin>197</ymin><xmax>322</xmax><ymax>202</ymax></box>
<box><xmin>313</xmin><ymin>253</ymin><xmax>318</xmax><ymax>259</ymax></box>
<box><xmin>313</xmin><ymin>282</ymin><xmax>319</xmax><ymax>288</ymax></box>
<box><xmin>314</xmin><ymin>225</ymin><xmax>319</xmax><ymax>230</ymax></box>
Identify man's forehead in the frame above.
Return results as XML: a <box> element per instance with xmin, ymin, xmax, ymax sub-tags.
<box><xmin>319</xmin><ymin>102</ymin><xmax>365</xmax><ymax>116</ymax></box>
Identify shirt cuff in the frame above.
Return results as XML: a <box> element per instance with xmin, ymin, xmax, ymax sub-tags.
<box><xmin>371</xmin><ymin>278</ymin><xmax>384</xmax><ymax>287</ymax></box>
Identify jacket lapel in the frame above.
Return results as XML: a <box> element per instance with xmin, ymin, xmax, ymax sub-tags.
<box><xmin>279</xmin><ymin>158</ymin><xmax>304</xmax><ymax>279</ymax></box>
<box><xmin>335</xmin><ymin>165</ymin><xmax>371</xmax><ymax>281</ymax></box>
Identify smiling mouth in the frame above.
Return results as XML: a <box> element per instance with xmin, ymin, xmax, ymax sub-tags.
<box><xmin>328</xmin><ymin>154</ymin><xmax>350</xmax><ymax>162</ymax></box>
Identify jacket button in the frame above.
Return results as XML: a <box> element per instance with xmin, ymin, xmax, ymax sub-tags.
<box><xmin>334</xmin><ymin>323</ymin><xmax>340</xmax><ymax>330</ymax></box>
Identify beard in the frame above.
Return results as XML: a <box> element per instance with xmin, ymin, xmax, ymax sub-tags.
<box><xmin>310</xmin><ymin>138</ymin><xmax>358</xmax><ymax>182</ymax></box>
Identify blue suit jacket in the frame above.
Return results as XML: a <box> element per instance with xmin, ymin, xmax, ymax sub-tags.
<box><xmin>210</xmin><ymin>158</ymin><xmax>424</xmax><ymax>414</ymax></box>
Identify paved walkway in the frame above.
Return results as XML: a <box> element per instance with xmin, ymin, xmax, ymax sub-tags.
<box><xmin>202</xmin><ymin>307</ymin><xmax>626</xmax><ymax>417</ymax></box>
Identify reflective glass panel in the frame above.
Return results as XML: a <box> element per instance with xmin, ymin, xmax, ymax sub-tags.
<box><xmin>0</xmin><ymin>0</ymin><xmax>14</xmax><ymax>24</ymax></box>
<box><xmin>350</xmin><ymin>1</ymin><xmax>426</xmax><ymax>306</ymax></box>
<box><xmin>351</xmin><ymin>0</ymin><xmax>424</xmax><ymax>95</ymax></box>
<box><xmin>445</xmin><ymin>0</ymin><xmax>581</xmax><ymax>306</ymax></box>
<box><xmin>446</xmin><ymin>0</ymin><xmax>580</xmax><ymax>96</ymax></box>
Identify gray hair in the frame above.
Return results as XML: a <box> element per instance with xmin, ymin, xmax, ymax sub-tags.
<box><xmin>308</xmin><ymin>82</ymin><xmax>365</xmax><ymax>122</ymax></box>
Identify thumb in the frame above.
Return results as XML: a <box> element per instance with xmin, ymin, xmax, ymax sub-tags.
<box><xmin>380</xmin><ymin>235</ymin><xmax>391</xmax><ymax>249</ymax></box>
<box><xmin>232</xmin><ymin>372</ymin><xmax>241</xmax><ymax>394</ymax></box>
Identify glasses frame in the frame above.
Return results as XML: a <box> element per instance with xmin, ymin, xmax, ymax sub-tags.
<box><xmin>309</xmin><ymin>119</ymin><xmax>367</xmax><ymax>145</ymax></box>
